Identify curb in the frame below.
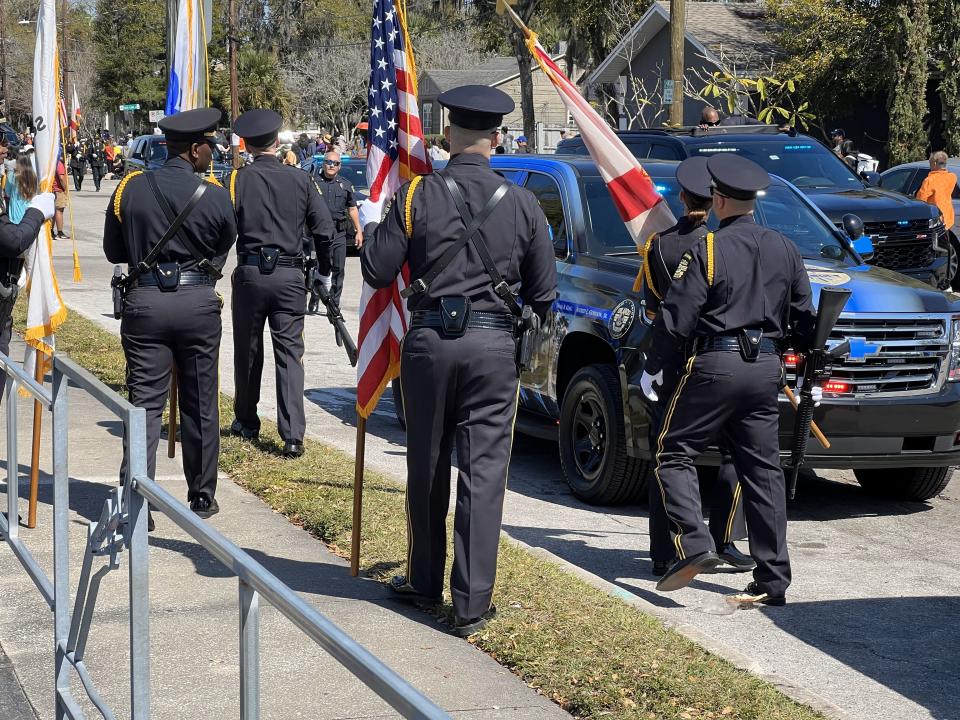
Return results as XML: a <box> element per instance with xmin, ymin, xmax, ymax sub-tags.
<box><xmin>503</xmin><ymin>533</ymin><xmax>860</xmax><ymax>720</ymax></box>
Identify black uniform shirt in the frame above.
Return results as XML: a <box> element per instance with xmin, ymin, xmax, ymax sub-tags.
<box><xmin>68</xmin><ymin>145</ymin><xmax>85</xmax><ymax>170</ymax></box>
<box><xmin>103</xmin><ymin>156</ymin><xmax>237</xmax><ymax>272</ymax></box>
<box><xmin>231</xmin><ymin>154</ymin><xmax>334</xmax><ymax>269</ymax></box>
<box><xmin>643</xmin><ymin>216</ymin><xmax>708</xmax><ymax>316</ymax></box>
<box><xmin>316</xmin><ymin>172</ymin><xmax>356</xmax><ymax>223</ymax></box>
<box><xmin>86</xmin><ymin>146</ymin><xmax>105</xmax><ymax>168</ymax></box>
<box><xmin>361</xmin><ymin>152</ymin><xmax>557</xmax><ymax>320</ymax></box>
<box><xmin>0</xmin><ymin>208</ymin><xmax>44</xmax><ymax>278</ymax></box>
<box><xmin>645</xmin><ymin>213</ymin><xmax>816</xmax><ymax>375</ymax></box>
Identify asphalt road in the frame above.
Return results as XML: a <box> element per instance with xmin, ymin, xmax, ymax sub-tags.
<box><xmin>50</xmin><ymin>177</ymin><xmax>960</xmax><ymax>720</ymax></box>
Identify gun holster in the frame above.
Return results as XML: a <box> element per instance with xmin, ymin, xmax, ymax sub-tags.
<box><xmin>516</xmin><ymin>305</ymin><xmax>541</xmax><ymax>372</ymax></box>
<box><xmin>737</xmin><ymin>328</ymin><xmax>763</xmax><ymax>362</ymax></box>
<box><xmin>155</xmin><ymin>262</ymin><xmax>181</xmax><ymax>292</ymax></box>
<box><xmin>258</xmin><ymin>247</ymin><xmax>280</xmax><ymax>274</ymax></box>
<box><xmin>439</xmin><ymin>296</ymin><xmax>470</xmax><ymax>338</ymax></box>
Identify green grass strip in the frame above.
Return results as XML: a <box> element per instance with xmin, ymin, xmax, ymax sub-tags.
<box><xmin>19</xmin><ymin>301</ymin><xmax>824</xmax><ymax>720</ymax></box>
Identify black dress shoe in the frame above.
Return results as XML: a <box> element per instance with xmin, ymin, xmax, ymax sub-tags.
<box><xmin>148</xmin><ymin>512</ymin><xmax>156</xmax><ymax>533</ymax></box>
<box><xmin>388</xmin><ymin>575</ymin><xmax>441</xmax><ymax>607</ymax></box>
<box><xmin>453</xmin><ymin>604</ymin><xmax>497</xmax><ymax>638</ymax></box>
<box><xmin>730</xmin><ymin>581</ymin><xmax>786</xmax><ymax>607</ymax></box>
<box><xmin>229</xmin><ymin>420</ymin><xmax>258</xmax><ymax>440</ymax></box>
<box><xmin>656</xmin><ymin>551</ymin><xmax>721</xmax><ymax>592</ymax></box>
<box><xmin>283</xmin><ymin>441</ymin><xmax>305</xmax><ymax>458</ymax></box>
<box><xmin>652</xmin><ymin>559</ymin><xmax>673</xmax><ymax>577</ymax></box>
<box><xmin>716</xmin><ymin>542</ymin><xmax>756</xmax><ymax>572</ymax></box>
<box><xmin>190</xmin><ymin>497</ymin><xmax>220</xmax><ymax>519</ymax></box>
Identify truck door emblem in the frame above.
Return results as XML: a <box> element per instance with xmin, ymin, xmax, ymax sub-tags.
<box><xmin>609</xmin><ymin>300</ymin><xmax>635</xmax><ymax>339</ymax></box>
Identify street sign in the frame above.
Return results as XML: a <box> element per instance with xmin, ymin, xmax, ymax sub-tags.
<box><xmin>119</xmin><ymin>103</ymin><xmax>140</xmax><ymax>112</ymax></box>
<box><xmin>663</xmin><ymin>80</ymin><xmax>675</xmax><ymax>105</ymax></box>
<box><xmin>148</xmin><ymin>110</ymin><xmax>165</xmax><ymax>123</ymax></box>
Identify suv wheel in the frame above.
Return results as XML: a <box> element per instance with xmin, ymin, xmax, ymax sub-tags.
<box><xmin>558</xmin><ymin>364</ymin><xmax>650</xmax><ymax>505</ymax></box>
<box><xmin>853</xmin><ymin>467</ymin><xmax>953</xmax><ymax>501</ymax></box>
<box><xmin>949</xmin><ymin>234</ymin><xmax>960</xmax><ymax>290</ymax></box>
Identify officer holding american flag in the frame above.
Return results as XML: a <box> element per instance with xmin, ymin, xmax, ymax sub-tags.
<box><xmin>360</xmin><ymin>84</ymin><xmax>556</xmax><ymax>636</ymax></box>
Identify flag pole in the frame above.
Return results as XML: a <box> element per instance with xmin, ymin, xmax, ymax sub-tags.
<box><xmin>26</xmin><ymin>350</ymin><xmax>45</xmax><ymax>529</ymax></box>
<box><xmin>350</xmin><ymin>415</ymin><xmax>366</xmax><ymax>576</ymax></box>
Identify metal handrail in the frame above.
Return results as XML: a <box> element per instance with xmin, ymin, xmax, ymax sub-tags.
<box><xmin>0</xmin><ymin>351</ymin><xmax>450</xmax><ymax>720</ymax></box>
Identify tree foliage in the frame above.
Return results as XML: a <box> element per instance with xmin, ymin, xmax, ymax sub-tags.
<box><xmin>887</xmin><ymin>0</ymin><xmax>930</xmax><ymax>165</ymax></box>
<box><xmin>940</xmin><ymin>0</ymin><xmax>960</xmax><ymax>154</ymax></box>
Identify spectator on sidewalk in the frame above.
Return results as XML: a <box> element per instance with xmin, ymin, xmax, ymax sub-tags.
<box><xmin>916</xmin><ymin>150</ymin><xmax>957</xmax><ymax>230</ymax></box>
<box><xmin>5</xmin><ymin>147</ymin><xmax>38</xmax><ymax>222</ymax></box>
<box><xmin>52</xmin><ymin>156</ymin><xmax>69</xmax><ymax>239</ymax></box>
<box><xmin>515</xmin><ymin>135</ymin><xmax>530</xmax><ymax>153</ymax></box>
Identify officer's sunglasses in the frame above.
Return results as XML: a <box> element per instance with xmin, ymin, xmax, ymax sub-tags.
<box><xmin>324</xmin><ymin>160</ymin><xmax>341</xmax><ymax>166</ymax></box>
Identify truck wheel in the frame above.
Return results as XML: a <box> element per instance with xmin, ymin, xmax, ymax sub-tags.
<box><xmin>391</xmin><ymin>378</ymin><xmax>406</xmax><ymax>431</ymax></box>
<box><xmin>558</xmin><ymin>364</ymin><xmax>650</xmax><ymax>505</ymax></box>
<box><xmin>853</xmin><ymin>467</ymin><xmax>953</xmax><ymax>501</ymax></box>
<box><xmin>949</xmin><ymin>234</ymin><xmax>960</xmax><ymax>290</ymax></box>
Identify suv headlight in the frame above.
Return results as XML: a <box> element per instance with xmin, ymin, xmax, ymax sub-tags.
<box><xmin>930</xmin><ymin>215</ymin><xmax>945</xmax><ymax>229</ymax></box>
<box><xmin>949</xmin><ymin>317</ymin><xmax>960</xmax><ymax>381</ymax></box>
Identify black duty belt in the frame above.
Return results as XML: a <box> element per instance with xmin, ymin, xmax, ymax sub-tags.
<box><xmin>411</xmin><ymin>310</ymin><xmax>515</xmax><ymax>332</ymax></box>
<box><xmin>697</xmin><ymin>336</ymin><xmax>780</xmax><ymax>354</ymax></box>
<box><xmin>239</xmin><ymin>253</ymin><xmax>305</xmax><ymax>269</ymax></box>
<box><xmin>133</xmin><ymin>271</ymin><xmax>214</xmax><ymax>288</ymax></box>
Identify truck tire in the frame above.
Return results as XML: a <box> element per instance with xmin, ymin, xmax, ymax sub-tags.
<box><xmin>853</xmin><ymin>467</ymin><xmax>953</xmax><ymax>501</ymax></box>
<box><xmin>391</xmin><ymin>378</ymin><xmax>406</xmax><ymax>431</ymax></box>
<box><xmin>558</xmin><ymin>364</ymin><xmax>650</xmax><ymax>505</ymax></box>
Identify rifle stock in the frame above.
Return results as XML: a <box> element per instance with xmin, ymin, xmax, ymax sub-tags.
<box><xmin>317</xmin><ymin>283</ymin><xmax>359</xmax><ymax>367</ymax></box>
<box><xmin>786</xmin><ymin>288</ymin><xmax>851</xmax><ymax>499</ymax></box>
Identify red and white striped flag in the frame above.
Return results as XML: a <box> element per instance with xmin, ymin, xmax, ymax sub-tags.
<box><xmin>356</xmin><ymin>0</ymin><xmax>431</xmax><ymax>418</ymax></box>
<box><xmin>522</xmin><ymin>30</ymin><xmax>675</xmax><ymax>243</ymax></box>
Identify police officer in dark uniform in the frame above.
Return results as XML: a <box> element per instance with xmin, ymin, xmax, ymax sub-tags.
<box><xmin>314</xmin><ymin>150</ymin><xmax>362</xmax><ymax>308</ymax></box>
<box><xmin>641</xmin><ymin>154</ymin><xmax>816</xmax><ymax>605</ymax></box>
<box><xmin>68</xmin><ymin>140</ymin><xmax>86</xmax><ymax>191</ymax></box>
<box><xmin>360</xmin><ymin>85</ymin><xmax>556</xmax><ymax>636</ymax></box>
<box><xmin>228</xmin><ymin>108</ymin><xmax>335</xmax><ymax>457</ymax></box>
<box><xmin>642</xmin><ymin>157</ymin><xmax>753</xmax><ymax>577</ymax></box>
<box><xmin>86</xmin><ymin>140</ymin><xmax>106</xmax><ymax>192</ymax></box>
<box><xmin>103</xmin><ymin>107</ymin><xmax>237</xmax><ymax>518</ymax></box>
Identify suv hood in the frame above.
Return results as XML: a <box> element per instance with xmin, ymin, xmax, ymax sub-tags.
<box><xmin>806</xmin><ymin>260</ymin><xmax>960</xmax><ymax>313</ymax></box>
<box><xmin>803</xmin><ymin>188</ymin><xmax>938</xmax><ymax>223</ymax></box>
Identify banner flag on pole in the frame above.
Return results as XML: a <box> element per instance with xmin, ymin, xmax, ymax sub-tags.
<box><xmin>24</xmin><ymin>0</ymin><xmax>68</xmax><ymax>375</ymax></box>
<box><xmin>355</xmin><ymin>0</ymin><xmax>431</xmax><ymax>418</ymax></box>
<box><xmin>165</xmin><ymin>0</ymin><xmax>209</xmax><ymax>115</ymax></box>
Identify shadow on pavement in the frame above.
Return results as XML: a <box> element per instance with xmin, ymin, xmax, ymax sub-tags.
<box><xmin>763</xmin><ymin>595</ymin><xmax>960</xmax><ymax>720</ymax></box>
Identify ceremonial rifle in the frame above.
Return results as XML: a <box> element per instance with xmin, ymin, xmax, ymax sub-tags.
<box><xmin>305</xmin><ymin>251</ymin><xmax>358</xmax><ymax>366</ymax></box>
<box><xmin>785</xmin><ymin>287</ymin><xmax>851</xmax><ymax>499</ymax></box>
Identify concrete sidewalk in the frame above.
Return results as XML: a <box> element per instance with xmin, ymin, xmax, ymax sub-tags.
<box><xmin>0</xmin><ymin>338</ymin><xmax>568</xmax><ymax>720</ymax></box>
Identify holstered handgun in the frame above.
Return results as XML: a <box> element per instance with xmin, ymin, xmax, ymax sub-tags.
<box><xmin>111</xmin><ymin>265</ymin><xmax>126</xmax><ymax>319</ymax></box>
<box><xmin>515</xmin><ymin>305</ymin><xmax>541</xmax><ymax>372</ymax></box>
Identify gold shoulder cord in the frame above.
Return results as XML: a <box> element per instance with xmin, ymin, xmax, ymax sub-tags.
<box><xmin>113</xmin><ymin>170</ymin><xmax>143</xmax><ymax>221</ymax></box>
<box><xmin>706</xmin><ymin>232</ymin><xmax>715</xmax><ymax>287</ymax></box>
<box><xmin>404</xmin><ymin>175</ymin><xmax>425</xmax><ymax>238</ymax></box>
<box><xmin>229</xmin><ymin>169</ymin><xmax>239</xmax><ymax>206</ymax></box>
<box><xmin>637</xmin><ymin>232</ymin><xmax>660</xmax><ymax>296</ymax></box>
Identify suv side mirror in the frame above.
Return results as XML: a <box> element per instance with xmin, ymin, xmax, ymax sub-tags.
<box><xmin>860</xmin><ymin>171</ymin><xmax>881</xmax><ymax>187</ymax></box>
<box><xmin>842</xmin><ymin>213</ymin><xmax>864</xmax><ymax>240</ymax></box>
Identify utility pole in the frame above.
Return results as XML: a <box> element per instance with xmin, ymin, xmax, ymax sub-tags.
<box><xmin>669</xmin><ymin>0</ymin><xmax>685</xmax><ymax>126</ymax></box>
<box><xmin>0</xmin><ymin>0</ymin><xmax>8</xmax><ymax>119</ymax></box>
<box><xmin>228</xmin><ymin>0</ymin><xmax>240</xmax><ymax>168</ymax></box>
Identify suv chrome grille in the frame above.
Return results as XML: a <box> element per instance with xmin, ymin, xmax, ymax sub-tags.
<box><xmin>836</xmin><ymin>220</ymin><xmax>940</xmax><ymax>271</ymax></box>
<box><xmin>786</xmin><ymin>315</ymin><xmax>949</xmax><ymax>398</ymax></box>
<box><xmin>871</xmin><ymin>243</ymin><xmax>935</xmax><ymax>271</ymax></box>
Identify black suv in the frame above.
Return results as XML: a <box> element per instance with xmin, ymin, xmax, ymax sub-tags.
<box><xmin>558</xmin><ymin>126</ymin><xmax>949</xmax><ymax>288</ymax></box>
<box><xmin>0</xmin><ymin>122</ymin><xmax>21</xmax><ymax>156</ymax></box>
<box><xmin>125</xmin><ymin>134</ymin><xmax>232</xmax><ymax>185</ymax></box>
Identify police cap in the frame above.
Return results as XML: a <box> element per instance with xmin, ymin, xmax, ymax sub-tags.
<box><xmin>438</xmin><ymin>85</ymin><xmax>515</xmax><ymax>131</ymax></box>
<box><xmin>159</xmin><ymin>108</ymin><xmax>222</xmax><ymax>144</ymax></box>
<box><xmin>233</xmin><ymin>108</ymin><xmax>283</xmax><ymax>147</ymax></box>
<box><xmin>706</xmin><ymin>154</ymin><xmax>769</xmax><ymax>201</ymax></box>
<box><xmin>675</xmin><ymin>156</ymin><xmax>712</xmax><ymax>201</ymax></box>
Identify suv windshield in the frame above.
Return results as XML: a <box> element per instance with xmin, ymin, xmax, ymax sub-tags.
<box><xmin>583</xmin><ymin>177</ymin><xmax>851</xmax><ymax>263</ymax></box>
<box><xmin>149</xmin><ymin>140</ymin><xmax>226</xmax><ymax>165</ymax></box>
<box><xmin>686</xmin><ymin>139</ymin><xmax>863</xmax><ymax>191</ymax></box>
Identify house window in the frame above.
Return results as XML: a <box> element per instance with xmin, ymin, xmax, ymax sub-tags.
<box><xmin>422</xmin><ymin>102</ymin><xmax>433</xmax><ymax>135</ymax></box>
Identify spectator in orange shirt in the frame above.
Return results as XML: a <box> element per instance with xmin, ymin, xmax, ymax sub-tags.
<box><xmin>916</xmin><ymin>151</ymin><xmax>957</xmax><ymax>230</ymax></box>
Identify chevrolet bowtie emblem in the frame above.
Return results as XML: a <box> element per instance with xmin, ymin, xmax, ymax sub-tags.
<box><xmin>839</xmin><ymin>337</ymin><xmax>882</xmax><ymax>363</ymax></box>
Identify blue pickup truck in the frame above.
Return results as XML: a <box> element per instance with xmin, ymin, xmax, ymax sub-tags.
<box><xmin>486</xmin><ymin>154</ymin><xmax>960</xmax><ymax>505</ymax></box>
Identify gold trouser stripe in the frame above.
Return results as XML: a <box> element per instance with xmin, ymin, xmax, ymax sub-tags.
<box><xmin>654</xmin><ymin>353</ymin><xmax>697</xmax><ymax>561</ymax></box>
<box><xmin>492</xmin><ymin>382</ymin><xmax>522</xmax><ymax>591</ymax></box>
<box><xmin>723</xmin><ymin>481</ymin><xmax>742</xmax><ymax>544</ymax></box>
<box><xmin>398</xmin><ymin>341</ymin><xmax>415</xmax><ymax>583</ymax></box>
<box><xmin>706</xmin><ymin>232</ymin><xmax>715</xmax><ymax>287</ymax></box>
<box><xmin>404</xmin><ymin>174</ymin><xmax>424</xmax><ymax>238</ymax></box>
<box><xmin>229</xmin><ymin>169</ymin><xmax>238</xmax><ymax>207</ymax></box>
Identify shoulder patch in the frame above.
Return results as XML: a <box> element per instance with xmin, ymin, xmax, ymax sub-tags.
<box><xmin>113</xmin><ymin>170</ymin><xmax>143</xmax><ymax>221</ymax></box>
<box><xmin>673</xmin><ymin>250</ymin><xmax>693</xmax><ymax>280</ymax></box>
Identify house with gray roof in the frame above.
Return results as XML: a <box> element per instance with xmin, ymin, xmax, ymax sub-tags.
<box><xmin>585</xmin><ymin>1</ymin><xmax>780</xmax><ymax>129</ymax></box>
<box><xmin>419</xmin><ymin>55</ymin><xmax>577</xmax><ymax>143</ymax></box>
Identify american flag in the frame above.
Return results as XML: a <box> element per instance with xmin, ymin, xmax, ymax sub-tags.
<box><xmin>356</xmin><ymin>0</ymin><xmax>431</xmax><ymax>418</ymax></box>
